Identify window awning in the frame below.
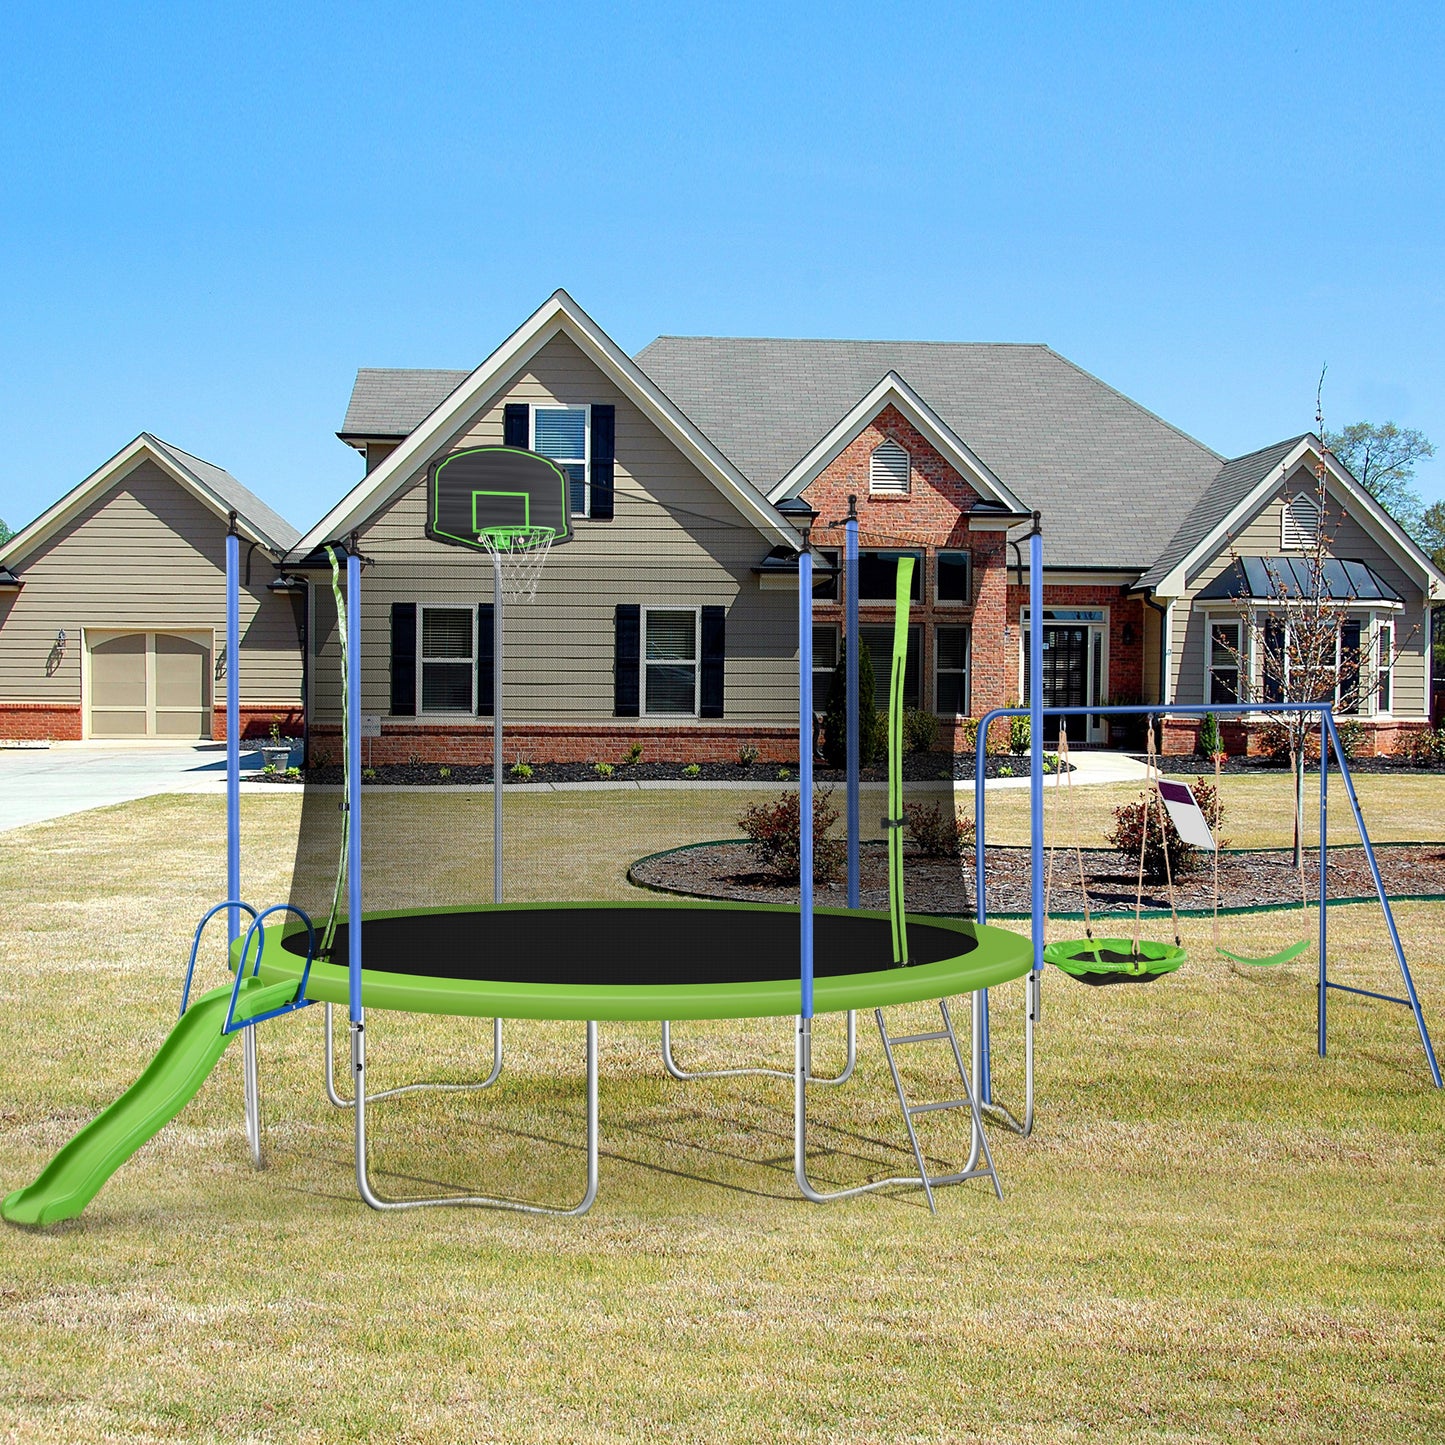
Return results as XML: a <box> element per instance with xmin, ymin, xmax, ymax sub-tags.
<box><xmin>1196</xmin><ymin>555</ymin><xmax>1403</xmax><ymax>604</ymax></box>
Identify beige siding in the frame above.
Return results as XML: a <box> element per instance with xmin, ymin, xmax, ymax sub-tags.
<box><xmin>0</xmin><ymin>458</ymin><xmax>304</xmax><ymax>716</ymax></box>
<box><xmin>1168</xmin><ymin>464</ymin><xmax>1430</xmax><ymax>716</ymax></box>
<box><xmin>310</xmin><ymin>334</ymin><xmax>796</xmax><ymax>728</ymax></box>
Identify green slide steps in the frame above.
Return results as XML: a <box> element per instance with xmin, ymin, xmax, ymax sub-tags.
<box><xmin>2</xmin><ymin>976</ymin><xmax>299</xmax><ymax>1227</ymax></box>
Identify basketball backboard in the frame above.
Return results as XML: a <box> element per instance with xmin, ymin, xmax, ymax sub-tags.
<box><xmin>426</xmin><ymin>447</ymin><xmax>573</xmax><ymax>551</ymax></box>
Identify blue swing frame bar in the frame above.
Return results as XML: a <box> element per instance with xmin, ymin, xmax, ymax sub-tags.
<box><xmin>971</xmin><ymin>697</ymin><xmax>1443</xmax><ymax>1097</ymax></box>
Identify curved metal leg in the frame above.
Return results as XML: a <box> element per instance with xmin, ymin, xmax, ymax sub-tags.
<box><xmin>973</xmin><ymin>975</ymin><xmax>1037</xmax><ymax>1138</ymax></box>
<box><xmin>661</xmin><ymin>1010</ymin><xmax>856</xmax><ymax>1085</ymax></box>
<box><xmin>243</xmin><ymin>1026</ymin><xmax>263</xmax><ymax>1167</ymax></box>
<box><xmin>793</xmin><ymin>1014</ymin><xmax>999</xmax><ymax>1211</ymax></box>
<box><xmin>352</xmin><ymin>1016</ymin><xmax>598</xmax><ymax>1216</ymax></box>
<box><xmin>325</xmin><ymin>1002</ymin><xmax>503</xmax><ymax>1107</ymax></box>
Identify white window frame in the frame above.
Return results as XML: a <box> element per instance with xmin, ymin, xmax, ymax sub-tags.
<box><xmin>1203</xmin><ymin>614</ymin><xmax>1244</xmax><ymax>706</ymax></box>
<box><xmin>530</xmin><ymin>403</ymin><xmax>591</xmax><ymax>519</ymax></box>
<box><xmin>869</xmin><ymin>438</ymin><xmax>911</xmax><ymax>496</ymax></box>
<box><xmin>418</xmin><ymin>604</ymin><xmax>476</xmax><ymax>715</ymax></box>
<box><xmin>1376</xmin><ymin>617</ymin><xmax>1395</xmax><ymax>717</ymax></box>
<box><xmin>1281</xmin><ymin>491</ymin><xmax>1322</xmax><ymax>550</ymax></box>
<box><xmin>857</xmin><ymin>549</ymin><xmax>924</xmax><ymax>604</ymax></box>
<box><xmin>935</xmin><ymin>549</ymin><xmax>972</xmax><ymax>606</ymax></box>
<box><xmin>641</xmin><ymin>605</ymin><xmax>702</xmax><ymax>719</ymax></box>
<box><xmin>1246</xmin><ymin>606</ymin><xmax>1401</xmax><ymax>717</ymax></box>
<box><xmin>933</xmin><ymin>623</ymin><xmax>971</xmax><ymax>717</ymax></box>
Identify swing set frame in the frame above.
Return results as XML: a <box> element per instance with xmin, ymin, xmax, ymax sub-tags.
<box><xmin>970</xmin><ymin>700</ymin><xmax>1443</xmax><ymax>1137</ymax></box>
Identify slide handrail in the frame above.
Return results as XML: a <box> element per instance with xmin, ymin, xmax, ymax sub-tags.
<box><xmin>223</xmin><ymin>904</ymin><xmax>317</xmax><ymax>1035</ymax></box>
<box><xmin>180</xmin><ymin>900</ymin><xmax>258</xmax><ymax>1017</ymax></box>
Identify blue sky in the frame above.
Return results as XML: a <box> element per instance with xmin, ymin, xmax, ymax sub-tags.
<box><xmin>2</xmin><ymin>1</ymin><xmax>1442</xmax><ymax>537</ymax></box>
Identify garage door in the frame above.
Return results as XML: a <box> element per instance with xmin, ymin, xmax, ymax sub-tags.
<box><xmin>88</xmin><ymin>631</ymin><xmax>212</xmax><ymax>738</ymax></box>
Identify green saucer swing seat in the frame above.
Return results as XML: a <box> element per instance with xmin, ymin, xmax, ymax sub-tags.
<box><xmin>1043</xmin><ymin>937</ymin><xmax>1187</xmax><ymax>986</ymax></box>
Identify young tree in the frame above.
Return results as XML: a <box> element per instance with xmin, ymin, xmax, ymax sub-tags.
<box><xmin>1324</xmin><ymin>421</ymin><xmax>1434</xmax><ymax>536</ymax></box>
<box><xmin>821</xmin><ymin>639</ymin><xmax>879</xmax><ymax>769</ymax></box>
<box><xmin>0</xmin><ymin>518</ymin><xmax>11</xmax><ymax>546</ymax></box>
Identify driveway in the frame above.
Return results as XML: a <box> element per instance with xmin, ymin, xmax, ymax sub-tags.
<box><xmin>0</xmin><ymin>743</ymin><xmax>272</xmax><ymax>833</ymax></box>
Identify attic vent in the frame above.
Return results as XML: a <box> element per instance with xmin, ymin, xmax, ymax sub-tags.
<box><xmin>870</xmin><ymin>439</ymin><xmax>910</xmax><ymax>496</ymax></box>
<box><xmin>1282</xmin><ymin>491</ymin><xmax>1321</xmax><ymax>550</ymax></box>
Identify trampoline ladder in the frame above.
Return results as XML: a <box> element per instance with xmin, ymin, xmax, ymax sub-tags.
<box><xmin>874</xmin><ymin>999</ymin><xmax>1002</xmax><ymax>1211</ymax></box>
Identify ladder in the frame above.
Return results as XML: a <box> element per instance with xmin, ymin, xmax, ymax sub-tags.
<box><xmin>874</xmin><ymin>998</ymin><xmax>1002</xmax><ymax>1211</ymax></box>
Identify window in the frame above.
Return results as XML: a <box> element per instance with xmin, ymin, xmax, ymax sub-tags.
<box><xmin>1281</xmin><ymin>491</ymin><xmax>1321</xmax><ymax>549</ymax></box>
<box><xmin>869</xmin><ymin>439</ymin><xmax>910</xmax><ymax>495</ymax></box>
<box><xmin>812</xmin><ymin>624</ymin><xmax>839</xmax><ymax>705</ymax></box>
<box><xmin>859</xmin><ymin>623</ymin><xmax>921</xmax><ymax>709</ymax></box>
<box><xmin>1377</xmin><ymin>620</ymin><xmax>1394</xmax><ymax>714</ymax></box>
<box><xmin>935</xmin><ymin>625</ymin><xmax>970</xmax><ymax>715</ymax></box>
<box><xmin>936</xmin><ymin>551</ymin><xmax>971</xmax><ymax>605</ymax></box>
<box><xmin>532</xmin><ymin>406</ymin><xmax>589</xmax><ymax>517</ymax></box>
<box><xmin>857</xmin><ymin>550</ymin><xmax>923</xmax><ymax>603</ymax></box>
<box><xmin>1207</xmin><ymin>620</ymin><xmax>1241</xmax><ymax>704</ymax></box>
<box><xmin>1337</xmin><ymin>619</ymin><xmax>1363</xmax><ymax>714</ymax></box>
<box><xmin>814</xmin><ymin>548</ymin><xmax>839</xmax><ymax>602</ymax></box>
<box><xmin>643</xmin><ymin>608</ymin><xmax>699</xmax><ymax>715</ymax></box>
<box><xmin>420</xmin><ymin>607</ymin><xmax>474</xmax><ymax>712</ymax></box>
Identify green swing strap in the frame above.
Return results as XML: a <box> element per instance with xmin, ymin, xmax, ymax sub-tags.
<box><xmin>1211</xmin><ymin>745</ymin><xmax>1311</xmax><ymax>967</ymax></box>
<box><xmin>887</xmin><ymin>556</ymin><xmax>915</xmax><ymax>965</ymax></box>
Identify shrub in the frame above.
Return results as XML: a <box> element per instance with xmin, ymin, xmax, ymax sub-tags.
<box><xmin>1107</xmin><ymin>781</ymin><xmax>1224</xmax><ymax>880</ymax></box>
<box><xmin>1197</xmin><ymin>712</ymin><xmax>1223</xmax><ymax>759</ymax></box>
<box><xmin>261</xmin><ymin>763</ymin><xmax>276</xmax><ymax>776</ymax></box>
<box><xmin>510</xmin><ymin>760</ymin><xmax>533</xmax><ymax>780</ymax></box>
<box><xmin>904</xmin><ymin>802</ymin><xmax>976</xmax><ymax>858</ymax></box>
<box><xmin>437</xmin><ymin>766</ymin><xmax>451</xmax><ymax>779</ymax></box>
<box><xmin>902</xmin><ymin>707</ymin><xmax>938</xmax><ymax>755</ymax></box>
<box><xmin>286</xmin><ymin>766</ymin><xmax>302</xmax><ymax>780</ymax></box>
<box><xmin>1009</xmin><ymin>714</ymin><xmax>1030</xmax><ymax>756</ymax></box>
<box><xmin>737</xmin><ymin>743</ymin><xmax>760</xmax><ymax>767</ymax></box>
<box><xmin>1257</xmin><ymin>721</ymin><xmax>1320</xmax><ymax>764</ymax></box>
<box><xmin>998</xmin><ymin>764</ymin><xmax>1013</xmax><ymax>777</ymax></box>
<box><xmin>1399</xmin><ymin>726</ymin><xmax>1445</xmax><ymax>767</ymax></box>
<box><xmin>594</xmin><ymin>762</ymin><xmax>614</xmax><ymax>777</ymax></box>
<box><xmin>682</xmin><ymin>763</ymin><xmax>701</xmax><ymax>778</ymax></box>
<box><xmin>821</xmin><ymin>640</ymin><xmax>881</xmax><ymax>769</ymax></box>
<box><xmin>738</xmin><ymin>789</ymin><xmax>844</xmax><ymax>882</ymax></box>
<box><xmin>625</xmin><ymin>742</ymin><xmax>644</xmax><ymax>765</ymax></box>
<box><xmin>956</xmin><ymin>717</ymin><xmax>979</xmax><ymax>753</ymax></box>
<box><xmin>777</xmin><ymin>768</ymin><xmax>792</xmax><ymax>781</ymax></box>
<box><xmin>362</xmin><ymin>767</ymin><xmax>377</xmax><ymax>781</ymax></box>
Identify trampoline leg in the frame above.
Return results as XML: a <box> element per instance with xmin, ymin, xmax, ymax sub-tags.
<box><xmin>352</xmin><ymin>1016</ymin><xmax>599</xmax><ymax>1216</ymax></box>
<box><xmin>978</xmin><ymin>975</ymin><xmax>1037</xmax><ymax>1139</ymax></box>
<box><xmin>326</xmin><ymin>1002</ymin><xmax>502</xmax><ymax>1107</ymax></box>
<box><xmin>243</xmin><ymin>1025</ymin><xmax>263</xmax><ymax>1167</ymax></box>
<box><xmin>660</xmin><ymin>1010</ymin><xmax>856</xmax><ymax>1085</ymax></box>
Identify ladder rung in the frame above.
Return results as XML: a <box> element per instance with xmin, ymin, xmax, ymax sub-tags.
<box><xmin>907</xmin><ymin>1098</ymin><xmax>971</xmax><ymax>1115</ymax></box>
<box><xmin>889</xmin><ymin>1029</ymin><xmax>953</xmax><ymax>1044</ymax></box>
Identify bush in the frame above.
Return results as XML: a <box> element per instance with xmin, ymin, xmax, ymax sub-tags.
<box><xmin>510</xmin><ymin>760</ymin><xmax>533</xmax><ymax>780</ymax></box>
<box><xmin>1333</xmin><ymin>719</ymin><xmax>1367</xmax><ymax>761</ymax></box>
<box><xmin>957</xmin><ymin>717</ymin><xmax>979</xmax><ymax>753</ymax></box>
<box><xmin>901</xmin><ymin>707</ymin><xmax>938</xmax><ymax>755</ymax></box>
<box><xmin>1257</xmin><ymin>721</ymin><xmax>1320</xmax><ymax>765</ymax></box>
<box><xmin>625</xmin><ymin>742</ymin><xmax>644</xmax><ymax>765</ymax></box>
<box><xmin>594</xmin><ymin>761</ymin><xmax>614</xmax><ymax>777</ymax></box>
<box><xmin>904</xmin><ymin>802</ymin><xmax>976</xmax><ymax>858</ymax></box>
<box><xmin>737</xmin><ymin>743</ymin><xmax>760</xmax><ymax>767</ymax></box>
<box><xmin>1009</xmin><ymin>714</ymin><xmax>1030</xmax><ymax>756</ymax></box>
<box><xmin>1197</xmin><ymin>712</ymin><xmax>1223</xmax><ymax>759</ymax></box>
<box><xmin>682</xmin><ymin>762</ymin><xmax>701</xmax><ymax>777</ymax></box>
<box><xmin>1399</xmin><ymin>726</ymin><xmax>1445</xmax><ymax>767</ymax></box>
<box><xmin>1107</xmin><ymin>781</ymin><xmax>1224</xmax><ymax>880</ymax></box>
<box><xmin>738</xmin><ymin>789</ymin><xmax>844</xmax><ymax>882</ymax></box>
<box><xmin>821</xmin><ymin>641</ymin><xmax>881</xmax><ymax>769</ymax></box>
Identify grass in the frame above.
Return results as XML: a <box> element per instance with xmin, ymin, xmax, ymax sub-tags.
<box><xmin>0</xmin><ymin>775</ymin><xmax>1443</xmax><ymax>1442</ymax></box>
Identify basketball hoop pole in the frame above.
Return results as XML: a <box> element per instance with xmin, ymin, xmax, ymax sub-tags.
<box><xmin>493</xmin><ymin>548</ymin><xmax>503</xmax><ymax>904</ymax></box>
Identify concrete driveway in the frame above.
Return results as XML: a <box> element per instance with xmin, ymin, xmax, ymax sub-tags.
<box><xmin>0</xmin><ymin>743</ymin><xmax>274</xmax><ymax>833</ymax></box>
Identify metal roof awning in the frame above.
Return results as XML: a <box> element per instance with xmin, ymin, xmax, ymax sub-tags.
<box><xmin>0</xmin><ymin>565</ymin><xmax>21</xmax><ymax>591</ymax></box>
<box><xmin>1196</xmin><ymin>555</ymin><xmax>1403</xmax><ymax>604</ymax></box>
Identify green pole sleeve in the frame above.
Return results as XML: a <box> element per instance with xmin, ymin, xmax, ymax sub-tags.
<box><xmin>889</xmin><ymin>556</ymin><xmax>914</xmax><ymax>964</ymax></box>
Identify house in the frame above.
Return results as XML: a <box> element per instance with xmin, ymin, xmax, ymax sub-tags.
<box><xmin>291</xmin><ymin>290</ymin><xmax>1442</xmax><ymax>762</ymax></box>
<box><xmin>0</xmin><ymin>435</ymin><xmax>304</xmax><ymax>742</ymax></box>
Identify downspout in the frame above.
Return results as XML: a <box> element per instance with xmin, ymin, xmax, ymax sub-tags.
<box><xmin>1142</xmin><ymin>591</ymin><xmax>1172</xmax><ymax>705</ymax></box>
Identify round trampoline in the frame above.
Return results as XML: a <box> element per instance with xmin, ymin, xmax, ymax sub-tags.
<box><xmin>253</xmin><ymin>901</ymin><xmax>1034</xmax><ymax>1021</ymax></box>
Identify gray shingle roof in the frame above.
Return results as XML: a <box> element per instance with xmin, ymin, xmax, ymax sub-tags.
<box><xmin>633</xmin><ymin>337</ymin><xmax>1225</xmax><ymax>570</ymax></box>
<box><xmin>145</xmin><ymin>434</ymin><xmax>300</xmax><ymax>553</ymax></box>
<box><xmin>340</xmin><ymin>368</ymin><xmax>470</xmax><ymax>437</ymax></box>
<box><xmin>1135</xmin><ymin>436</ymin><xmax>1306</xmax><ymax>592</ymax></box>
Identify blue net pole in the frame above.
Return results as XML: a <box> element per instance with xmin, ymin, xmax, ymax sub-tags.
<box><xmin>845</xmin><ymin>504</ymin><xmax>860</xmax><ymax>909</ymax></box>
<box><xmin>1029</xmin><ymin>516</ymin><xmax>1044</xmax><ymax>977</ymax></box>
<box><xmin>225</xmin><ymin>523</ymin><xmax>241</xmax><ymax>947</ymax></box>
<box><xmin>799</xmin><ymin>545</ymin><xmax>815</xmax><ymax>1019</ymax></box>
<box><xmin>347</xmin><ymin>547</ymin><xmax>363</xmax><ymax>1025</ymax></box>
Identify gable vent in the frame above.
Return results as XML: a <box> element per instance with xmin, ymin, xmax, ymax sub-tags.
<box><xmin>1282</xmin><ymin>491</ymin><xmax>1321</xmax><ymax>549</ymax></box>
<box><xmin>870</xmin><ymin>439</ymin><xmax>910</xmax><ymax>495</ymax></box>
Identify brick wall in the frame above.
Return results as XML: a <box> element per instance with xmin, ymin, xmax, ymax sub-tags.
<box><xmin>1004</xmin><ymin>581</ymin><xmax>1148</xmax><ymax>712</ymax></box>
<box><xmin>1160</xmin><ymin>717</ymin><xmax>1427</xmax><ymax>758</ymax></box>
<box><xmin>0</xmin><ymin>704</ymin><xmax>83</xmax><ymax>741</ymax></box>
<box><xmin>213</xmin><ymin>706</ymin><xmax>305</xmax><ymax>742</ymax></box>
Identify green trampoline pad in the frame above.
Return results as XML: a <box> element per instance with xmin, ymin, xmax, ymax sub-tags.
<box><xmin>243</xmin><ymin>901</ymin><xmax>1035</xmax><ymax>1022</ymax></box>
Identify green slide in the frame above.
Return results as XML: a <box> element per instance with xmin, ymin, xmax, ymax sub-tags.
<box><xmin>2</xmin><ymin>977</ymin><xmax>298</xmax><ymax>1227</ymax></box>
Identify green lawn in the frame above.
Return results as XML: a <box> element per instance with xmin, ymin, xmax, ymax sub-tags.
<box><xmin>1</xmin><ymin>777</ymin><xmax>1442</xmax><ymax>1443</ymax></box>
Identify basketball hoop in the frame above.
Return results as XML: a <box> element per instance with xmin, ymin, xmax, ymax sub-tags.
<box><xmin>479</xmin><ymin>525</ymin><xmax>555</xmax><ymax>603</ymax></box>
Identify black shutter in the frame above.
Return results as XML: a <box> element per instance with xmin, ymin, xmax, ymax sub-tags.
<box><xmin>390</xmin><ymin>603</ymin><xmax>416</xmax><ymax>716</ymax></box>
<box><xmin>503</xmin><ymin>403</ymin><xmax>529</xmax><ymax>448</ymax></box>
<box><xmin>591</xmin><ymin>404</ymin><xmax>615</xmax><ymax>520</ymax></box>
<box><xmin>700</xmin><ymin>606</ymin><xmax>726</xmax><ymax>718</ymax></box>
<box><xmin>476</xmin><ymin>603</ymin><xmax>495</xmax><ymax>717</ymax></box>
<box><xmin>614</xmin><ymin>604</ymin><xmax>640</xmax><ymax>716</ymax></box>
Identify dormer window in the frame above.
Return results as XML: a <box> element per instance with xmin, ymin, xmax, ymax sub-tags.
<box><xmin>1281</xmin><ymin>491</ymin><xmax>1321</xmax><ymax>550</ymax></box>
<box><xmin>869</xmin><ymin>439</ymin><xmax>910</xmax><ymax>496</ymax></box>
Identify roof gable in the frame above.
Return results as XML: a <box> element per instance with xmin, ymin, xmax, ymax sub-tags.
<box><xmin>0</xmin><ymin>434</ymin><xmax>298</xmax><ymax>569</ymax></box>
<box><xmin>290</xmin><ymin>291</ymin><xmax>800</xmax><ymax>557</ymax></box>
<box><xmin>340</xmin><ymin>368</ymin><xmax>470</xmax><ymax>440</ymax></box>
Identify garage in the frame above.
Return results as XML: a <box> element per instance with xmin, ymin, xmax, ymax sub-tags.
<box><xmin>86</xmin><ymin>630</ymin><xmax>213</xmax><ymax>739</ymax></box>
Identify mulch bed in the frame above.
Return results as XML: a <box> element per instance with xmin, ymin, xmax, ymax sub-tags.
<box><xmin>268</xmin><ymin>751</ymin><xmax>1063</xmax><ymax>787</ymax></box>
<box><xmin>629</xmin><ymin>840</ymin><xmax>1445</xmax><ymax>916</ymax></box>
<box><xmin>1156</xmin><ymin>755</ymin><xmax>1445</xmax><ymax>776</ymax></box>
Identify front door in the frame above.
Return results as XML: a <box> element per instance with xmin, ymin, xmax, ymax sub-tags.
<box><xmin>1022</xmin><ymin>610</ymin><xmax>1108</xmax><ymax>744</ymax></box>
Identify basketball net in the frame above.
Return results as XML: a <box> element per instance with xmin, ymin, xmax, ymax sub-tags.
<box><xmin>479</xmin><ymin>527</ymin><xmax>554</xmax><ymax>603</ymax></box>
